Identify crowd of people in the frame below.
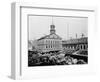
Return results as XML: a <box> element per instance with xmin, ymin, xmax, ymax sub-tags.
<box><xmin>28</xmin><ymin>51</ymin><xmax>87</xmax><ymax>66</ymax></box>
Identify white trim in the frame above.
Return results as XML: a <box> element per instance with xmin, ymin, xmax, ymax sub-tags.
<box><xmin>11</xmin><ymin>2</ymin><xmax>96</xmax><ymax>80</ymax></box>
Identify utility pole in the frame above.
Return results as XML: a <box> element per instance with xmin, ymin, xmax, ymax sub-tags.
<box><xmin>52</xmin><ymin>16</ymin><xmax>54</xmax><ymax>25</ymax></box>
<box><xmin>76</xmin><ymin>33</ymin><xmax>77</xmax><ymax>38</ymax></box>
<box><xmin>67</xmin><ymin>23</ymin><xmax>69</xmax><ymax>40</ymax></box>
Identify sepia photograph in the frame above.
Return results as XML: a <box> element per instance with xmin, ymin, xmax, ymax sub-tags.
<box><xmin>28</xmin><ymin>15</ymin><xmax>88</xmax><ymax>67</ymax></box>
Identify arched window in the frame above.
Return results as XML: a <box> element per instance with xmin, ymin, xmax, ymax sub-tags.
<box><xmin>51</xmin><ymin>45</ymin><xmax>52</xmax><ymax>48</ymax></box>
<box><xmin>84</xmin><ymin>45</ymin><xmax>86</xmax><ymax>50</ymax></box>
<box><xmin>81</xmin><ymin>45</ymin><xmax>83</xmax><ymax>50</ymax></box>
<box><xmin>46</xmin><ymin>45</ymin><xmax>48</xmax><ymax>48</ymax></box>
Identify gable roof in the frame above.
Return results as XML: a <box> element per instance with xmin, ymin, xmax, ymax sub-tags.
<box><xmin>37</xmin><ymin>33</ymin><xmax>62</xmax><ymax>41</ymax></box>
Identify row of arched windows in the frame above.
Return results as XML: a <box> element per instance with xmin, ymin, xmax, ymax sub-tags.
<box><xmin>64</xmin><ymin>44</ymin><xmax>88</xmax><ymax>50</ymax></box>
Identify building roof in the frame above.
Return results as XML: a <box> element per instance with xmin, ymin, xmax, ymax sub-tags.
<box><xmin>62</xmin><ymin>37</ymin><xmax>88</xmax><ymax>44</ymax></box>
<box><xmin>37</xmin><ymin>33</ymin><xmax>62</xmax><ymax>41</ymax></box>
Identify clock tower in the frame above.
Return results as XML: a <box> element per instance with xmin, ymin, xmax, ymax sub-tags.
<box><xmin>50</xmin><ymin>17</ymin><xmax>56</xmax><ymax>34</ymax></box>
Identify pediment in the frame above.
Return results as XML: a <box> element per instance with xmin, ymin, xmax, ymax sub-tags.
<box><xmin>46</xmin><ymin>34</ymin><xmax>62</xmax><ymax>39</ymax></box>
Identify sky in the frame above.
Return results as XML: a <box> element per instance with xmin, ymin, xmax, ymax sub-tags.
<box><xmin>29</xmin><ymin>15</ymin><xmax>88</xmax><ymax>40</ymax></box>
